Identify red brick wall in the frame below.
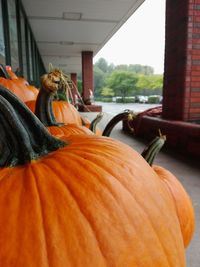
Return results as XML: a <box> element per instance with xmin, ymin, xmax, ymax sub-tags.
<box><xmin>81</xmin><ymin>51</ymin><xmax>93</xmax><ymax>104</ymax></box>
<box><xmin>163</xmin><ymin>0</ymin><xmax>200</xmax><ymax>122</ymax></box>
<box><xmin>123</xmin><ymin>116</ymin><xmax>200</xmax><ymax>157</ymax></box>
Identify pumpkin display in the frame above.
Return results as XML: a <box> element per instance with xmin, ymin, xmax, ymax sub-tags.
<box><xmin>26</xmin><ymin>72</ymin><xmax>103</xmax><ymax>138</ymax></box>
<box><xmin>0</xmin><ymin>64</ymin><xmax>38</xmax><ymax>102</ymax></box>
<box><xmin>0</xmin><ymin>85</ymin><xmax>187</xmax><ymax>267</ymax></box>
<box><xmin>141</xmin><ymin>133</ymin><xmax>195</xmax><ymax>248</ymax></box>
<box><xmin>25</xmin><ymin>68</ymin><xmax>102</xmax><ymax>135</ymax></box>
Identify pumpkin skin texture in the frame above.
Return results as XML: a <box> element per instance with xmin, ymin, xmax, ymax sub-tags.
<box><xmin>0</xmin><ymin>134</ymin><xmax>186</xmax><ymax>267</ymax></box>
<box><xmin>47</xmin><ymin>123</ymin><xmax>94</xmax><ymax>138</ymax></box>
<box><xmin>153</xmin><ymin>165</ymin><xmax>195</xmax><ymax>248</ymax></box>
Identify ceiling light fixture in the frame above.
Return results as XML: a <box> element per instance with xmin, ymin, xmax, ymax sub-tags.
<box><xmin>59</xmin><ymin>41</ymin><xmax>74</xmax><ymax>45</ymax></box>
<box><xmin>62</xmin><ymin>12</ymin><xmax>82</xmax><ymax>20</ymax></box>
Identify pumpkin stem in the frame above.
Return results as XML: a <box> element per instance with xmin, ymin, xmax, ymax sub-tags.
<box><xmin>102</xmin><ymin>110</ymin><xmax>137</xmax><ymax>136</ymax></box>
<box><xmin>89</xmin><ymin>112</ymin><xmax>104</xmax><ymax>133</ymax></box>
<box><xmin>141</xmin><ymin>130</ymin><xmax>166</xmax><ymax>166</ymax></box>
<box><xmin>35</xmin><ymin>86</ymin><xmax>59</xmax><ymax>126</ymax></box>
<box><xmin>0</xmin><ymin>85</ymin><xmax>66</xmax><ymax>167</ymax></box>
<box><xmin>0</xmin><ymin>64</ymin><xmax>11</xmax><ymax>79</ymax></box>
<box><xmin>35</xmin><ymin>72</ymin><xmax>66</xmax><ymax>126</ymax></box>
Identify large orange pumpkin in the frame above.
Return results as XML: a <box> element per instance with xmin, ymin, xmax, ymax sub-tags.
<box><xmin>0</xmin><ymin>86</ymin><xmax>186</xmax><ymax>267</ymax></box>
<box><xmin>141</xmin><ymin>133</ymin><xmax>195</xmax><ymax>248</ymax></box>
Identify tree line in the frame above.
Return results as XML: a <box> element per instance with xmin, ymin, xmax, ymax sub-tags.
<box><xmin>77</xmin><ymin>57</ymin><xmax>163</xmax><ymax>103</ymax></box>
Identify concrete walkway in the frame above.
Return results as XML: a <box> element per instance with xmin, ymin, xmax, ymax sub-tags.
<box><xmin>81</xmin><ymin>111</ymin><xmax>200</xmax><ymax>267</ymax></box>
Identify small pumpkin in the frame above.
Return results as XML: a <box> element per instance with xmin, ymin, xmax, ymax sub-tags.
<box><xmin>25</xmin><ymin>68</ymin><xmax>102</xmax><ymax>135</ymax></box>
<box><xmin>5</xmin><ymin>65</ymin><xmax>18</xmax><ymax>79</ymax></box>
<box><xmin>0</xmin><ymin>64</ymin><xmax>38</xmax><ymax>102</ymax></box>
<box><xmin>28</xmin><ymin>72</ymin><xmax>103</xmax><ymax>138</ymax></box>
<box><xmin>0</xmin><ymin>85</ymin><xmax>186</xmax><ymax>267</ymax></box>
<box><xmin>141</xmin><ymin>132</ymin><xmax>195</xmax><ymax>248</ymax></box>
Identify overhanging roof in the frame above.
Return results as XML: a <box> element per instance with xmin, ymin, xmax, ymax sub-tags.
<box><xmin>21</xmin><ymin>0</ymin><xmax>145</xmax><ymax>74</ymax></box>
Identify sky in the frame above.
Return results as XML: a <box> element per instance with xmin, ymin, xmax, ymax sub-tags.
<box><xmin>94</xmin><ymin>0</ymin><xmax>166</xmax><ymax>74</ymax></box>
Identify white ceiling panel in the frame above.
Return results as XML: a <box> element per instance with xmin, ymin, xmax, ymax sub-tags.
<box><xmin>21</xmin><ymin>0</ymin><xmax>145</xmax><ymax>74</ymax></box>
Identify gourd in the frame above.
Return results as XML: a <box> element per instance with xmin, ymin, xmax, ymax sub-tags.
<box><xmin>0</xmin><ymin>85</ymin><xmax>186</xmax><ymax>267</ymax></box>
<box><xmin>141</xmin><ymin>132</ymin><xmax>195</xmax><ymax>247</ymax></box>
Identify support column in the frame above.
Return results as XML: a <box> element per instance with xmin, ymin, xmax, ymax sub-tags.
<box><xmin>80</xmin><ymin>51</ymin><xmax>102</xmax><ymax>112</ymax></box>
<box><xmin>163</xmin><ymin>0</ymin><xmax>200</xmax><ymax>122</ymax></box>
<box><xmin>70</xmin><ymin>73</ymin><xmax>78</xmax><ymax>105</ymax></box>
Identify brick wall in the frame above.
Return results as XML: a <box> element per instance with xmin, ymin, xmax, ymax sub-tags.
<box><xmin>163</xmin><ymin>0</ymin><xmax>200</xmax><ymax>122</ymax></box>
<box><xmin>123</xmin><ymin>115</ymin><xmax>200</xmax><ymax>157</ymax></box>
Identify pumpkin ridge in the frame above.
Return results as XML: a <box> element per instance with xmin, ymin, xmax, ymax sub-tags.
<box><xmin>69</xmin><ymin>149</ymin><xmax>185</xmax><ymax>264</ymax></box>
<box><xmin>50</xmin><ymin>148</ymin><xmax>183</xmax><ymax>266</ymax></box>
<box><xmin>87</xmin><ymin>159</ymin><xmax>179</xmax><ymax>265</ymax></box>
<box><xmin>43</xmin><ymin>153</ymin><xmax>146</xmax><ymax>266</ymax></box>
<box><xmin>25</xmin><ymin>166</ymin><xmax>50</xmax><ymax>267</ymax></box>
<box><xmin>31</xmin><ymin>158</ymin><xmax>108</xmax><ymax>267</ymax></box>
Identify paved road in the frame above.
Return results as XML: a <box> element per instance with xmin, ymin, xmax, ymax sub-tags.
<box><xmin>95</xmin><ymin>101</ymin><xmax>160</xmax><ymax>115</ymax></box>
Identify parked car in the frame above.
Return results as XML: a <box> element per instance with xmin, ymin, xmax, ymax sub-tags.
<box><xmin>135</xmin><ymin>95</ymin><xmax>148</xmax><ymax>103</ymax></box>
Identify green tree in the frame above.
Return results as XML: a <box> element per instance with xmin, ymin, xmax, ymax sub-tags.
<box><xmin>93</xmin><ymin>66</ymin><xmax>106</xmax><ymax>97</ymax></box>
<box><xmin>128</xmin><ymin>64</ymin><xmax>154</xmax><ymax>75</ymax></box>
<box><xmin>136</xmin><ymin>74</ymin><xmax>163</xmax><ymax>95</ymax></box>
<box><xmin>94</xmin><ymin>58</ymin><xmax>109</xmax><ymax>73</ymax></box>
<box><xmin>101</xmin><ymin>87</ymin><xmax>114</xmax><ymax>97</ymax></box>
<box><xmin>106</xmin><ymin>70</ymin><xmax>138</xmax><ymax>101</ymax></box>
<box><xmin>94</xmin><ymin>58</ymin><xmax>115</xmax><ymax>73</ymax></box>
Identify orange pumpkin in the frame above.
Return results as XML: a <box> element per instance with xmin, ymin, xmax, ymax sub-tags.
<box><xmin>0</xmin><ymin>65</ymin><xmax>38</xmax><ymax>102</ymax></box>
<box><xmin>141</xmin><ymin>133</ymin><xmax>195</xmax><ymax>248</ymax></box>
<box><xmin>25</xmin><ymin>69</ymin><xmax>102</xmax><ymax>135</ymax></box>
<box><xmin>26</xmin><ymin>73</ymin><xmax>103</xmax><ymax>138</ymax></box>
<box><xmin>5</xmin><ymin>65</ymin><xmax>18</xmax><ymax>79</ymax></box>
<box><xmin>153</xmin><ymin>165</ymin><xmax>195</xmax><ymax>248</ymax></box>
<box><xmin>26</xmin><ymin>98</ymin><xmax>82</xmax><ymax>123</ymax></box>
<box><xmin>0</xmin><ymin>86</ymin><xmax>186</xmax><ymax>266</ymax></box>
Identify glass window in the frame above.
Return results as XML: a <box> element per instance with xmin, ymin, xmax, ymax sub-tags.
<box><xmin>7</xmin><ymin>0</ymin><xmax>19</xmax><ymax>71</ymax></box>
<box><xmin>0</xmin><ymin>2</ymin><xmax>6</xmax><ymax>64</ymax></box>
<box><xmin>20</xmin><ymin>10</ymin><xmax>28</xmax><ymax>78</ymax></box>
<box><xmin>27</xmin><ymin>29</ymin><xmax>33</xmax><ymax>81</ymax></box>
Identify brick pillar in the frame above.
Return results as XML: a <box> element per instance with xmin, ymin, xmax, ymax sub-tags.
<box><xmin>70</xmin><ymin>73</ymin><xmax>78</xmax><ymax>104</ymax></box>
<box><xmin>81</xmin><ymin>51</ymin><xmax>94</xmax><ymax>105</ymax></box>
<box><xmin>163</xmin><ymin>0</ymin><xmax>200</xmax><ymax>122</ymax></box>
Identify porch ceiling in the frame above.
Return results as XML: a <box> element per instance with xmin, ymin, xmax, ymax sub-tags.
<box><xmin>21</xmin><ymin>0</ymin><xmax>145</xmax><ymax>74</ymax></box>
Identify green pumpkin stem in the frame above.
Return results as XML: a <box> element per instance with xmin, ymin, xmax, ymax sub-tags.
<box><xmin>35</xmin><ymin>88</ymin><xmax>60</xmax><ymax>126</ymax></box>
<box><xmin>0</xmin><ymin>85</ymin><xmax>66</xmax><ymax>167</ymax></box>
<box><xmin>141</xmin><ymin>130</ymin><xmax>166</xmax><ymax>166</ymax></box>
<box><xmin>89</xmin><ymin>112</ymin><xmax>103</xmax><ymax>133</ymax></box>
<box><xmin>102</xmin><ymin>110</ymin><xmax>136</xmax><ymax>136</ymax></box>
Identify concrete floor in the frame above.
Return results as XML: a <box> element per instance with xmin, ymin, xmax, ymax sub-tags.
<box><xmin>82</xmin><ymin>111</ymin><xmax>200</xmax><ymax>267</ymax></box>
